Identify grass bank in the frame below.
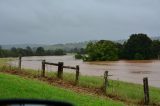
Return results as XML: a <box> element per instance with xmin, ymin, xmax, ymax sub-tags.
<box><xmin>58</xmin><ymin>72</ymin><xmax>160</xmax><ymax>105</ymax></box>
<box><xmin>0</xmin><ymin>58</ymin><xmax>160</xmax><ymax>105</ymax></box>
<box><xmin>0</xmin><ymin>73</ymin><xmax>124</xmax><ymax>106</ymax></box>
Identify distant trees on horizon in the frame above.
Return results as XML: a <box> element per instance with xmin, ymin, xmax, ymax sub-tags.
<box><xmin>0</xmin><ymin>46</ymin><xmax>66</xmax><ymax>57</ymax></box>
<box><xmin>1</xmin><ymin>33</ymin><xmax>160</xmax><ymax>60</ymax></box>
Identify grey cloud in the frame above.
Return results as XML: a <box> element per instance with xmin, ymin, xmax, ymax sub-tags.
<box><xmin>0</xmin><ymin>0</ymin><xmax>160</xmax><ymax>44</ymax></box>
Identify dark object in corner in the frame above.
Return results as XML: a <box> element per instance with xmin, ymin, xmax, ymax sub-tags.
<box><xmin>0</xmin><ymin>99</ymin><xmax>73</xmax><ymax>106</ymax></box>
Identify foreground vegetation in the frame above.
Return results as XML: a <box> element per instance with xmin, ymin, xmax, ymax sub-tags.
<box><xmin>0</xmin><ymin>73</ymin><xmax>125</xmax><ymax>106</ymax></box>
<box><xmin>0</xmin><ymin>58</ymin><xmax>160</xmax><ymax>105</ymax></box>
<box><xmin>44</xmin><ymin>71</ymin><xmax>160</xmax><ymax>105</ymax></box>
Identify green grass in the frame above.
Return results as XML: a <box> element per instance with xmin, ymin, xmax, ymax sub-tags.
<box><xmin>0</xmin><ymin>73</ymin><xmax>125</xmax><ymax>106</ymax></box>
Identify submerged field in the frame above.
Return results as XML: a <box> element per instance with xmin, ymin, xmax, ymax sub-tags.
<box><xmin>0</xmin><ymin>58</ymin><xmax>160</xmax><ymax>105</ymax></box>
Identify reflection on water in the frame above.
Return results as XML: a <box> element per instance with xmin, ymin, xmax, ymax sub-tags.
<box><xmin>11</xmin><ymin>55</ymin><xmax>160</xmax><ymax>88</ymax></box>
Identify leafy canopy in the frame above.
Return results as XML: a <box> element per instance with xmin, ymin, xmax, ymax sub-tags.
<box><xmin>123</xmin><ymin>33</ymin><xmax>152</xmax><ymax>60</ymax></box>
<box><xmin>85</xmin><ymin>40</ymin><xmax>118</xmax><ymax>61</ymax></box>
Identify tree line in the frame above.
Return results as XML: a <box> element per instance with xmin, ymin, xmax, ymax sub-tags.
<box><xmin>0</xmin><ymin>46</ymin><xmax>66</xmax><ymax>57</ymax></box>
<box><xmin>76</xmin><ymin>33</ymin><xmax>160</xmax><ymax>61</ymax></box>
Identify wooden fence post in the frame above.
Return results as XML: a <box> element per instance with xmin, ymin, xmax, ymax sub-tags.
<box><xmin>103</xmin><ymin>71</ymin><xmax>108</xmax><ymax>94</ymax></box>
<box><xmin>57</xmin><ymin>62</ymin><xmax>63</xmax><ymax>79</ymax></box>
<box><xmin>18</xmin><ymin>56</ymin><xmax>22</xmax><ymax>69</ymax></box>
<box><xmin>41</xmin><ymin>60</ymin><xmax>45</xmax><ymax>77</ymax></box>
<box><xmin>143</xmin><ymin>77</ymin><xmax>149</xmax><ymax>105</ymax></box>
<box><xmin>75</xmin><ymin>65</ymin><xmax>80</xmax><ymax>85</ymax></box>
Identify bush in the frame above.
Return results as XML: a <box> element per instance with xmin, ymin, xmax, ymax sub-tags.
<box><xmin>85</xmin><ymin>40</ymin><xmax>118</xmax><ymax>61</ymax></box>
<box><xmin>75</xmin><ymin>53</ymin><xmax>83</xmax><ymax>59</ymax></box>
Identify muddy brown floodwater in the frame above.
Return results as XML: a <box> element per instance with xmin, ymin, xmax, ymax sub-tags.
<box><xmin>10</xmin><ymin>55</ymin><xmax>160</xmax><ymax>88</ymax></box>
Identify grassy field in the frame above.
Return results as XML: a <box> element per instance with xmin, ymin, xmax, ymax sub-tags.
<box><xmin>0</xmin><ymin>58</ymin><xmax>160</xmax><ymax>105</ymax></box>
<box><xmin>0</xmin><ymin>73</ymin><xmax>125</xmax><ymax>106</ymax></box>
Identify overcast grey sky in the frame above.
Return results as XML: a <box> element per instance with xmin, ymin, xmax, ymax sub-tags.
<box><xmin>0</xmin><ymin>0</ymin><xmax>160</xmax><ymax>44</ymax></box>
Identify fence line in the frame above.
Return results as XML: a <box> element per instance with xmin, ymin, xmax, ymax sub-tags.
<box><xmin>17</xmin><ymin>56</ymin><xmax>80</xmax><ymax>85</ymax></box>
<box><xmin>18</xmin><ymin>56</ymin><xmax>22</xmax><ymax>69</ymax></box>
<box><xmin>42</xmin><ymin>60</ymin><xmax>80</xmax><ymax>85</ymax></box>
<box><xmin>104</xmin><ymin>71</ymin><xmax>150</xmax><ymax>105</ymax></box>
<box><xmin>17</xmin><ymin>56</ymin><xmax>153</xmax><ymax>105</ymax></box>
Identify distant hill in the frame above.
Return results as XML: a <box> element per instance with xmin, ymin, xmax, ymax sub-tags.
<box><xmin>0</xmin><ymin>42</ymin><xmax>89</xmax><ymax>51</ymax></box>
<box><xmin>43</xmin><ymin>41</ymin><xmax>89</xmax><ymax>51</ymax></box>
<box><xmin>1</xmin><ymin>36</ymin><xmax>160</xmax><ymax>50</ymax></box>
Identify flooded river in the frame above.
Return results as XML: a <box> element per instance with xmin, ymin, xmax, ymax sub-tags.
<box><xmin>11</xmin><ymin>55</ymin><xmax>160</xmax><ymax>87</ymax></box>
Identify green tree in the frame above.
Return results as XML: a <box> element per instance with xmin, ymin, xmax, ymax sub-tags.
<box><xmin>151</xmin><ymin>40</ymin><xmax>160</xmax><ymax>59</ymax></box>
<box><xmin>0</xmin><ymin>46</ymin><xmax>3</xmax><ymax>57</ymax></box>
<box><xmin>123</xmin><ymin>33</ymin><xmax>152</xmax><ymax>60</ymax></box>
<box><xmin>85</xmin><ymin>40</ymin><xmax>118</xmax><ymax>61</ymax></box>
<box><xmin>10</xmin><ymin>47</ymin><xmax>18</xmax><ymax>57</ymax></box>
<box><xmin>75</xmin><ymin>53</ymin><xmax>83</xmax><ymax>59</ymax></box>
<box><xmin>36</xmin><ymin>47</ymin><xmax>45</xmax><ymax>56</ymax></box>
<box><xmin>17</xmin><ymin>48</ymin><xmax>27</xmax><ymax>56</ymax></box>
<box><xmin>134</xmin><ymin>53</ymin><xmax>144</xmax><ymax>60</ymax></box>
<box><xmin>115</xmin><ymin>43</ymin><xmax>124</xmax><ymax>59</ymax></box>
<box><xmin>26</xmin><ymin>46</ymin><xmax>33</xmax><ymax>56</ymax></box>
<box><xmin>53</xmin><ymin>49</ymin><xmax>66</xmax><ymax>55</ymax></box>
